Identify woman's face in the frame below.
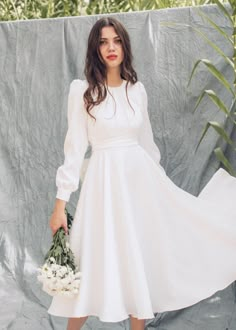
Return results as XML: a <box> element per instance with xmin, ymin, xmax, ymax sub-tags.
<box><xmin>99</xmin><ymin>26</ymin><xmax>124</xmax><ymax>70</ymax></box>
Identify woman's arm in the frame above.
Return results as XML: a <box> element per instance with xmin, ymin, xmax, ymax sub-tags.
<box><xmin>50</xmin><ymin>79</ymin><xmax>89</xmax><ymax>234</ymax></box>
<box><xmin>138</xmin><ymin>81</ymin><xmax>165</xmax><ymax>174</ymax></box>
<box><xmin>55</xmin><ymin>79</ymin><xmax>89</xmax><ymax>202</ymax></box>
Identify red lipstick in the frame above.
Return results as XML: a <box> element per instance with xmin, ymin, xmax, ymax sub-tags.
<box><xmin>107</xmin><ymin>55</ymin><xmax>117</xmax><ymax>60</ymax></box>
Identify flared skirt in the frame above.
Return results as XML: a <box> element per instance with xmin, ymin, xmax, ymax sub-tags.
<box><xmin>48</xmin><ymin>144</ymin><xmax>236</xmax><ymax>322</ymax></box>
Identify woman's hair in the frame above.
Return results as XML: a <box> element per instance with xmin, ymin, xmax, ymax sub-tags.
<box><xmin>83</xmin><ymin>16</ymin><xmax>138</xmax><ymax>120</ymax></box>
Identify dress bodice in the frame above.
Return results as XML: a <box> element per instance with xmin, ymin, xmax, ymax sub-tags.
<box><xmin>55</xmin><ymin>78</ymin><xmax>162</xmax><ymax>202</ymax></box>
<box><xmin>87</xmin><ymin>79</ymin><xmax>143</xmax><ymax>150</ymax></box>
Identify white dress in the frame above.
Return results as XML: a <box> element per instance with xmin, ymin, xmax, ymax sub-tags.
<box><xmin>47</xmin><ymin>78</ymin><xmax>236</xmax><ymax>322</ymax></box>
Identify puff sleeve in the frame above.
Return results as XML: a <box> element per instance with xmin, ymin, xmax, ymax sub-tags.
<box><xmin>55</xmin><ymin>79</ymin><xmax>89</xmax><ymax>202</ymax></box>
<box><xmin>138</xmin><ymin>81</ymin><xmax>163</xmax><ymax>167</ymax></box>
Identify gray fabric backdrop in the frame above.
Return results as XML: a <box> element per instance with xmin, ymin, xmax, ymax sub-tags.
<box><xmin>0</xmin><ymin>3</ymin><xmax>235</xmax><ymax>330</ymax></box>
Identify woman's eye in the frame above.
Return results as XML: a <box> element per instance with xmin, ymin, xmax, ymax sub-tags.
<box><xmin>99</xmin><ymin>39</ymin><xmax>121</xmax><ymax>45</ymax></box>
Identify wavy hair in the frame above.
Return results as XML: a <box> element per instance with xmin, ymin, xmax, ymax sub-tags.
<box><xmin>83</xmin><ymin>17</ymin><xmax>138</xmax><ymax>120</ymax></box>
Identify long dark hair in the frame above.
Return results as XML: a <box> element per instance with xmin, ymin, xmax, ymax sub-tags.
<box><xmin>83</xmin><ymin>17</ymin><xmax>138</xmax><ymax>120</ymax></box>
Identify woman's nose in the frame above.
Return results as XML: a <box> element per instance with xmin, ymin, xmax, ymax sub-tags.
<box><xmin>108</xmin><ymin>41</ymin><xmax>115</xmax><ymax>50</ymax></box>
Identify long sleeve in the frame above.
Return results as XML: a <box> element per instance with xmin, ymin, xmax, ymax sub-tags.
<box><xmin>56</xmin><ymin>79</ymin><xmax>89</xmax><ymax>202</ymax></box>
<box><xmin>138</xmin><ymin>81</ymin><xmax>163</xmax><ymax>168</ymax></box>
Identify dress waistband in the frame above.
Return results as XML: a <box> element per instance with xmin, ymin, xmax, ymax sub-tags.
<box><xmin>92</xmin><ymin>140</ymin><xmax>139</xmax><ymax>151</ymax></box>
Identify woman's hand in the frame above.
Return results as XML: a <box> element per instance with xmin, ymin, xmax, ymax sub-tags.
<box><xmin>49</xmin><ymin>199</ymin><xmax>68</xmax><ymax>236</ymax></box>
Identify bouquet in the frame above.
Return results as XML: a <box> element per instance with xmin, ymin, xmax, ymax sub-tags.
<box><xmin>37</xmin><ymin>209</ymin><xmax>81</xmax><ymax>297</ymax></box>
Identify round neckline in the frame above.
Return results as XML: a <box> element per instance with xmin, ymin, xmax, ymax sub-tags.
<box><xmin>107</xmin><ymin>79</ymin><xmax>126</xmax><ymax>89</ymax></box>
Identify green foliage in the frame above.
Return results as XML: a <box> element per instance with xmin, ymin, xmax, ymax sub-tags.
<box><xmin>188</xmin><ymin>1</ymin><xmax>236</xmax><ymax>175</ymax></box>
<box><xmin>86</xmin><ymin>0</ymin><xmax>229</xmax><ymax>14</ymax></box>
<box><xmin>44</xmin><ymin>208</ymin><xmax>76</xmax><ymax>269</ymax></box>
<box><xmin>0</xmin><ymin>0</ymin><xmax>87</xmax><ymax>21</ymax></box>
<box><xmin>0</xmin><ymin>0</ymin><xmax>229</xmax><ymax>21</ymax></box>
<box><xmin>188</xmin><ymin>59</ymin><xmax>235</xmax><ymax>95</ymax></box>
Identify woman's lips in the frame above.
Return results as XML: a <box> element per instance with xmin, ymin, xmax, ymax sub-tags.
<box><xmin>107</xmin><ymin>55</ymin><xmax>117</xmax><ymax>60</ymax></box>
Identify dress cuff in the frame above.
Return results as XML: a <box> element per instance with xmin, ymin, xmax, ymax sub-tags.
<box><xmin>56</xmin><ymin>188</ymin><xmax>71</xmax><ymax>202</ymax></box>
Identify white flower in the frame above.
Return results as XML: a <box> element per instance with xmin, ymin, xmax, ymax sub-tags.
<box><xmin>60</xmin><ymin>277</ymin><xmax>71</xmax><ymax>285</ymax></box>
<box><xmin>51</xmin><ymin>263</ymin><xmax>60</xmax><ymax>271</ymax></box>
<box><xmin>37</xmin><ymin>226</ymin><xmax>81</xmax><ymax>298</ymax></box>
<box><xmin>42</xmin><ymin>263</ymin><xmax>49</xmax><ymax>272</ymax></box>
<box><xmin>74</xmin><ymin>271</ymin><xmax>81</xmax><ymax>279</ymax></box>
<box><xmin>72</xmin><ymin>288</ymin><xmax>79</xmax><ymax>294</ymax></box>
<box><xmin>54</xmin><ymin>281</ymin><xmax>64</xmax><ymax>290</ymax></box>
<box><xmin>60</xmin><ymin>266</ymin><xmax>68</xmax><ymax>274</ymax></box>
<box><xmin>46</xmin><ymin>270</ymin><xmax>53</xmax><ymax>278</ymax></box>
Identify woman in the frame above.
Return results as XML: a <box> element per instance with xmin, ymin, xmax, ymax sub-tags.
<box><xmin>48</xmin><ymin>17</ymin><xmax>236</xmax><ymax>330</ymax></box>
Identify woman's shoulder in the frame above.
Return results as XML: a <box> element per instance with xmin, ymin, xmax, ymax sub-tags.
<box><xmin>136</xmin><ymin>80</ymin><xmax>145</xmax><ymax>89</ymax></box>
<box><xmin>70</xmin><ymin>79</ymin><xmax>88</xmax><ymax>91</ymax></box>
<box><xmin>131</xmin><ymin>80</ymin><xmax>146</xmax><ymax>96</ymax></box>
<box><xmin>129</xmin><ymin>80</ymin><xmax>145</xmax><ymax>90</ymax></box>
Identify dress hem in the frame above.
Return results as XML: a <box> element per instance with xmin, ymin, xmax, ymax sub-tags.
<box><xmin>47</xmin><ymin>278</ymin><xmax>236</xmax><ymax>322</ymax></box>
<box><xmin>47</xmin><ymin>310</ymin><xmax>156</xmax><ymax>322</ymax></box>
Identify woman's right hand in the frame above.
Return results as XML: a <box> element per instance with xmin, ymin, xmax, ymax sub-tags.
<box><xmin>49</xmin><ymin>199</ymin><xmax>68</xmax><ymax>236</ymax></box>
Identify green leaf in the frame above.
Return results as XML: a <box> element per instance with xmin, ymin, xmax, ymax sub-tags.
<box><xmin>54</xmin><ymin>246</ymin><xmax>62</xmax><ymax>255</ymax></box>
<box><xmin>208</xmin><ymin>121</ymin><xmax>235</xmax><ymax>145</ymax></box>
<box><xmin>188</xmin><ymin>59</ymin><xmax>235</xmax><ymax>96</ymax></box>
<box><xmin>233</xmin><ymin>7</ymin><xmax>236</xmax><ymax>17</ymax></box>
<box><xmin>233</xmin><ymin>26</ymin><xmax>236</xmax><ymax>37</ymax></box>
<box><xmin>160</xmin><ymin>21</ymin><xmax>234</xmax><ymax>69</ymax></box>
<box><xmin>59</xmin><ymin>229</ymin><xmax>65</xmax><ymax>239</ymax></box>
<box><xmin>212</xmin><ymin>0</ymin><xmax>234</xmax><ymax>25</ymax></box>
<box><xmin>214</xmin><ymin>147</ymin><xmax>236</xmax><ymax>176</ymax></box>
<box><xmin>196</xmin><ymin>8</ymin><xmax>233</xmax><ymax>46</ymax></box>
<box><xmin>190</xmin><ymin>26</ymin><xmax>234</xmax><ymax>69</ymax></box>
<box><xmin>194</xmin><ymin>90</ymin><xmax>236</xmax><ymax>125</ymax></box>
<box><xmin>195</xmin><ymin>121</ymin><xmax>235</xmax><ymax>152</ymax></box>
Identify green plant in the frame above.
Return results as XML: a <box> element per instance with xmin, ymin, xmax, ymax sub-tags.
<box><xmin>0</xmin><ymin>0</ymin><xmax>87</xmax><ymax>21</ymax></box>
<box><xmin>0</xmin><ymin>0</ymin><xmax>229</xmax><ymax>21</ymax></box>
<box><xmin>85</xmin><ymin>0</ymin><xmax>228</xmax><ymax>15</ymax></box>
<box><xmin>188</xmin><ymin>0</ymin><xmax>236</xmax><ymax>176</ymax></box>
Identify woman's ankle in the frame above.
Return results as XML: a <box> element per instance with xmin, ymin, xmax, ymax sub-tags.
<box><xmin>66</xmin><ymin>316</ymin><xmax>88</xmax><ymax>330</ymax></box>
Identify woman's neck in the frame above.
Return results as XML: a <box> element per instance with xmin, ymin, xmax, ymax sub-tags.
<box><xmin>106</xmin><ymin>69</ymin><xmax>122</xmax><ymax>87</ymax></box>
